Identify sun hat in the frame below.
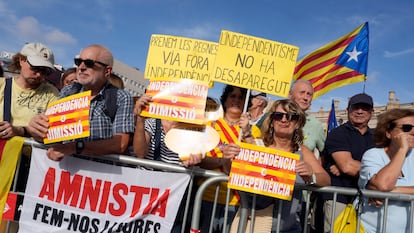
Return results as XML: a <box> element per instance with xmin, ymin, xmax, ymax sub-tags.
<box><xmin>251</xmin><ymin>90</ymin><xmax>267</xmax><ymax>98</ymax></box>
<box><xmin>20</xmin><ymin>42</ymin><xmax>55</xmax><ymax>70</ymax></box>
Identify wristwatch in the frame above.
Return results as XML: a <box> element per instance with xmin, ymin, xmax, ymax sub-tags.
<box><xmin>307</xmin><ymin>173</ymin><xmax>317</xmax><ymax>185</ymax></box>
<box><xmin>75</xmin><ymin>140</ymin><xmax>85</xmax><ymax>154</ymax></box>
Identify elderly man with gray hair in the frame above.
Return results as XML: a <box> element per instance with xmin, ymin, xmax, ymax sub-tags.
<box><xmin>248</xmin><ymin>90</ymin><xmax>269</xmax><ymax>129</ymax></box>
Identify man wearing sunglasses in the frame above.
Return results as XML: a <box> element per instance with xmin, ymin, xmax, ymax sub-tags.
<box><xmin>321</xmin><ymin>93</ymin><xmax>376</xmax><ymax>233</ymax></box>
<box><xmin>28</xmin><ymin>44</ymin><xmax>135</xmax><ymax>162</ymax></box>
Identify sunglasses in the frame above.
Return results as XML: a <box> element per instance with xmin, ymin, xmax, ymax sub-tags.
<box><xmin>396</xmin><ymin>124</ymin><xmax>414</xmax><ymax>133</ymax></box>
<box><xmin>74</xmin><ymin>58</ymin><xmax>108</xmax><ymax>68</ymax></box>
<box><xmin>271</xmin><ymin>112</ymin><xmax>300</xmax><ymax>121</ymax></box>
<box><xmin>27</xmin><ymin>61</ymin><xmax>53</xmax><ymax>76</ymax></box>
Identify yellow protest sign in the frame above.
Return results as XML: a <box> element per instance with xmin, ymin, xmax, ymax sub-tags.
<box><xmin>145</xmin><ymin>34</ymin><xmax>218</xmax><ymax>83</ymax></box>
<box><xmin>212</xmin><ymin>30</ymin><xmax>299</xmax><ymax>97</ymax></box>
<box><xmin>44</xmin><ymin>91</ymin><xmax>91</xmax><ymax>144</ymax></box>
<box><xmin>228</xmin><ymin>142</ymin><xmax>300</xmax><ymax>200</ymax></box>
<box><xmin>141</xmin><ymin>77</ymin><xmax>209</xmax><ymax>124</ymax></box>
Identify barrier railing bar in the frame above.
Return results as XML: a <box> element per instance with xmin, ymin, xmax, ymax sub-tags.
<box><xmin>190</xmin><ymin>175</ymin><xmax>229</xmax><ymax>232</ymax></box>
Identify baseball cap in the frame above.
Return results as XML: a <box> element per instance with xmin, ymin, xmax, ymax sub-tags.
<box><xmin>348</xmin><ymin>93</ymin><xmax>373</xmax><ymax>108</ymax></box>
<box><xmin>20</xmin><ymin>42</ymin><xmax>55</xmax><ymax>70</ymax></box>
<box><xmin>251</xmin><ymin>90</ymin><xmax>267</xmax><ymax>98</ymax></box>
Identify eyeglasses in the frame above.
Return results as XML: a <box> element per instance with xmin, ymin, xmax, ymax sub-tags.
<box><xmin>396</xmin><ymin>124</ymin><xmax>414</xmax><ymax>133</ymax></box>
<box><xmin>74</xmin><ymin>58</ymin><xmax>108</xmax><ymax>68</ymax></box>
<box><xmin>271</xmin><ymin>112</ymin><xmax>300</xmax><ymax>121</ymax></box>
<box><xmin>27</xmin><ymin>61</ymin><xmax>53</xmax><ymax>76</ymax></box>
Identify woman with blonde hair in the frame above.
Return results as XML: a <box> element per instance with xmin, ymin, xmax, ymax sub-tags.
<box><xmin>257</xmin><ymin>99</ymin><xmax>330</xmax><ymax>233</ymax></box>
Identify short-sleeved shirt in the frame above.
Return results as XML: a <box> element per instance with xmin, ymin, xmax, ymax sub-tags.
<box><xmin>59</xmin><ymin>82</ymin><xmax>135</xmax><ymax>141</ymax></box>
<box><xmin>322</xmin><ymin>121</ymin><xmax>375</xmax><ymax>203</ymax></box>
<box><xmin>144</xmin><ymin>118</ymin><xmax>181</xmax><ymax>166</ymax></box>
<box><xmin>0</xmin><ymin>77</ymin><xmax>58</xmax><ymax>125</ymax></box>
<box><xmin>303</xmin><ymin>114</ymin><xmax>325</xmax><ymax>152</ymax></box>
<box><xmin>359</xmin><ymin>148</ymin><xmax>414</xmax><ymax>233</ymax></box>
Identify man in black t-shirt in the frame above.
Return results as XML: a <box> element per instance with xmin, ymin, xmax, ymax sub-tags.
<box><xmin>321</xmin><ymin>93</ymin><xmax>375</xmax><ymax>233</ymax></box>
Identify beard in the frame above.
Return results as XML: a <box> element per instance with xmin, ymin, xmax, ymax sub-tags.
<box><xmin>25</xmin><ymin>76</ymin><xmax>44</xmax><ymax>89</ymax></box>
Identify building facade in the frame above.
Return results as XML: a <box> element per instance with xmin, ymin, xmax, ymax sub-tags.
<box><xmin>112</xmin><ymin>58</ymin><xmax>146</xmax><ymax>97</ymax></box>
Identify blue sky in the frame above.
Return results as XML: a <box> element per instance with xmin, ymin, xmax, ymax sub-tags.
<box><xmin>1</xmin><ymin>0</ymin><xmax>413</xmax><ymax>112</ymax></box>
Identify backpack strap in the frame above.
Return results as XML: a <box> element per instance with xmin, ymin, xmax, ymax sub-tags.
<box><xmin>3</xmin><ymin>78</ymin><xmax>12</xmax><ymax>122</ymax></box>
<box><xmin>67</xmin><ymin>82</ymin><xmax>118</xmax><ymax>123</ymax></box>
<box><xmin>66</xmin><ymin>82</ymin><xmax>83</xmax><ymax>96</ymax></box>
<box><xmin>103</xmin><ymin>83</ymin><xmax>118</xmax><ymax>123</ymax></box>
<box><xmin>153</xmin><ymin>118</ymin><xmax>162</xmax><ymax>161</ymax></box>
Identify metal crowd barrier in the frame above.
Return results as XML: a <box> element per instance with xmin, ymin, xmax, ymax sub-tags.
<box><xmin>4</xmin><ymin>138</ymin><xmax>414</xmax><ymax>233</ymax></box>
<box><xmin>192</xmin><ymin>180</ymin><xmax>414</xmax><ymax>233</ymax></box>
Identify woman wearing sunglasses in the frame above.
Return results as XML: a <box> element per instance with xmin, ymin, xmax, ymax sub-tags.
<box><xmin>358</xmin><ymin>108</ymin><xmax>414</xmax><ymax>233</ymax></box>
<box><xmin>257</xmin><ymin>99</ymin><xmax>330</xmax><ymax>233</ymax></box>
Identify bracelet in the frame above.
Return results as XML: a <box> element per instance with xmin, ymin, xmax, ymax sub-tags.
<box><xmin>22</xmin><ymin>126</ymin><xmax>29</xmax><ymax>137</ymax></box>
<box><xmin>218</xmin><ymin>143</ymin><xmax>227</xmax><ymax>152</ymax></box>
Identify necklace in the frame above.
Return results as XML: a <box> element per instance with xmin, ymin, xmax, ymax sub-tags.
<box><xmin>224</xmin><ymin>117</ymin><xmax>239</xmax><ymax>126</ymax></box>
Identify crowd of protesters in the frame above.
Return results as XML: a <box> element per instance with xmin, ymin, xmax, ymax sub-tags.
<box><xmin>2</xmin><ymin>42</ymin><xmax>414</xmax><ymax>233</ymax></box>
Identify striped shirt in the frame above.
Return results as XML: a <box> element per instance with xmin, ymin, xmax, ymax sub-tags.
<box><xmin>144</xmin><ymin>118</ymin><xmax>181</xmax><ymax>165</ymax></box>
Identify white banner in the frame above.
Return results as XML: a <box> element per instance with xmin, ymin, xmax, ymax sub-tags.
<box><xmin>19</xmin><ymin>148</ymin><xmax>190</xmax><ymax>233</ymax></box>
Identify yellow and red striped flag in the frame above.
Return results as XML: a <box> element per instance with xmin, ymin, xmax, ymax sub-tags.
<box><xmin>294</xmin><ymin>22</ymin><xmax>369</xmax><ymax>99</ymax></box>
<box><xmin>0</xmin><ymin>137</ymin><xmax>25</xmax><ymax>220</ymax></box>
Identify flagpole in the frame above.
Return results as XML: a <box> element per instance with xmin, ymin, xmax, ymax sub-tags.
<box><xmin>363</xmin><ymin>79</ymin><xmax>366</xmax><ymax>93</ymax></box>
<box><xmin>364</xmin><ymin>21</ymin><xmax>369</xmax><ymax>94</ymax></box>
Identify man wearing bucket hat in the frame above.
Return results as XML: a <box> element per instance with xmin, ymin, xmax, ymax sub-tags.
<box><xmin>0</xmin><ymin>42</ymin><xmax>59</xmax><ymax>139</ymax></box>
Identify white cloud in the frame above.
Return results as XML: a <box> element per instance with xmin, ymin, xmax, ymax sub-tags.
<box><xmin>366</xmin><ymin>70</ymin><xmax>380</xmax><ymax>84</ymax></box>
<box><xmin>12</xmin><ymin>16</ymin><xmax>77</xmax><ymax>45</ymax></box>
<box><xmin>45</xmin><ymin>30</ymin><xmax>76</xmax><ymax>44</ymax></box>
<box><xmin>384</xmin><ymin>48</ymin><xmax>414</xmax><ymax>58</ymax></box>
<box><xmin>16</xmin><ymin>16</ymin><xmax>41</xmax><ymax>38</ymax></box>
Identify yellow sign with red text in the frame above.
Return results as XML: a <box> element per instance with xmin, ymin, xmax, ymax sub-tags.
<box><xmin>212</xmin><ymin>30</ymin><xmax>299</xmax><ymax>97</ymax></box>
<box><xmin>44</xmin><ymin>91</ymin><xmax>91</xmax><ymax>144</ymax></box>
<box><xmin>141</xmin><ymin>78</ymin><xmax>208</xmax><ymax>124</ymax></box>
<box><xmin>228</xmin><ymin>142</ymin><xmax>300</xmax><ymax>200</ymax></box>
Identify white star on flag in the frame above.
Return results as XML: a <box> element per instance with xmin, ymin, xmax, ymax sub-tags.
<box><xmin>346</xmin><ymin>46</ymin><xmax>362</xmax><ymax>62</ymax></box>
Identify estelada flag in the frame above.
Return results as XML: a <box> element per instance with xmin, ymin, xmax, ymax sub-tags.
<box><xmin>327</xmin><ymin>99</ymin><xmax>338</xmax><ymax>134</ymax></box>
<box><xmin>294</xmin><ymin>22</ymin><xmax>369</xmax><ymax>99</ymax></box>
<box><xmin>0</xmin><ymin>136</ymin><xmax>25</xmax><ymax>220</ymax></box>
